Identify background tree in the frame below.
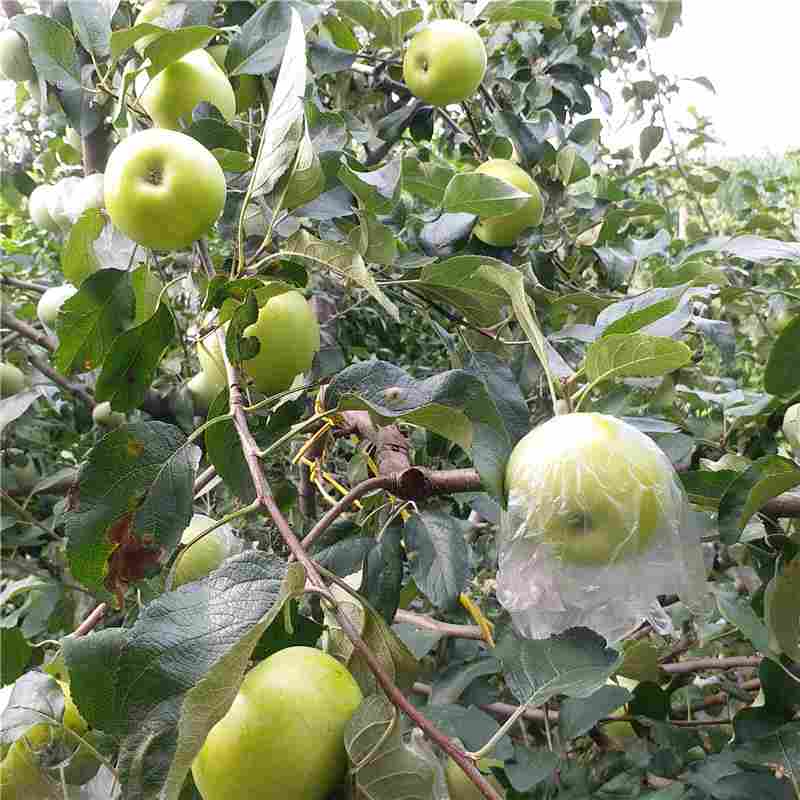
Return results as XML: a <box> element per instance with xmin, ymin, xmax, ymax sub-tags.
<box><xmin>1</xmin><ymin>2</ymin><xmax>799</xmax><ymax>800</ymax></box>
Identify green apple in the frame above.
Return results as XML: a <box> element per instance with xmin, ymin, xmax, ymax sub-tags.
<box><xmin>133</xmin><ymin>0</ymin><xmax>172</xmax><ymax>55</ymax></box>
<box><xmin>0</xmin><ymin>30</ymin><xmax>35</xmax><ymax>82</ymax></box>
<box><xmin>104</xmin><ymin>128</ymin><xmax>226</xmax><ymax>250</ymax></box>
<box><xmin>242</xmin><ymin>289</ymin><xmax>320</xmax><ymax>397</ymax></box>
<box><xmin>196</xmin><ymin>327</ymin><xmax>228</xmax><ymax>391</ymax></box>
<box><xmin>37</xmin><ymin>284</ymin><xmax>77</xmax><ymax>329</ymax></box>
<box><xmin>92</xmin><ymin>401</ymin><xmax>126</xmax><ymax>428</ymax></box>
<box><xmin>186</xmin><ymin>371</ymin><xmax>221</xmax><ymax>414</ymax></box>
<box><xmin>173</xmin><ymin>513</ymin><xmax>242</xmax><ymax>587</ymax></box>
<box><xmin>74</xmin><ymin>173</ymin><xmax>105</xmax><ymax>215</ymax></box>
<box><xmin>48</xmin><ymin>176</ymin><xmax>84</xmax><ymax>232</ymax></box>
<box><xmin>403</xmin><ymin>20</ymin><xmax>486</xmax><ymax>107</ymax></box>
<box><xmin>444</xmin><ymin>757</ymin><xmax>505</xmax><ymax>800</ymax></box>
<box><xmin>783</xmin><ymin>403</ymin><xmax>800</xmax><ymax>458</ymax></box>
<box><xmin>138</xmin><ymin>48</ymin><xmax>236</xmax><ymax>130</ymax></box>
<box><xmin>207</xmin><ymin>44</ymin><xmax>261</xmax><ymax>114</ymax></box>
<box><xmin>0</xmin><ymin>362</ymin><xmax>26</xmax><ymax>397</ymax></box>
<box><xmin>192</xmin><ymin>646</ymin><xmax>363</xmax><ymax>800</ymax></box>
<box><xmin>28</xmin><ymin>185</ymin><xmax>60</xmax><ymax>232</ymax></box>
<box><xmin>10</xmin><ymin>456</ymin><xmax>38</xmax><ymax>491</ymax></box>
<box><xmin>473</xmin><ymin>159</ymin><xmax>544</xmax><ymax>246</ymax></box>
<box><xmin>504</xmin><ymin>413</ymin><xmax>681</xmax><ymax>565</ymax></box>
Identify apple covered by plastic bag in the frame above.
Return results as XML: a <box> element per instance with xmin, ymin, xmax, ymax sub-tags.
<box><xmin>498</xmin><ymin>413</ymin><xmax>707</xmax><ymax>643</ymax></box>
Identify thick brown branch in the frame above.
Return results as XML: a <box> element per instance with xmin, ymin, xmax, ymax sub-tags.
<box><xmin>395</xmin><ymin>610</ymin><xmax>485</xmax><ymax>640</ymax></box>
<box><xmin>1</xmin><ymin>309</ymin><xmax>56</xmax><ymax>350</ymax></box>
<box><xmin>27</xmin><ymin>349</ymin><xmax>95</xmax><ymax>409</ymax></box>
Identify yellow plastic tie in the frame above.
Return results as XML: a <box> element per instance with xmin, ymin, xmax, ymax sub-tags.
<box><xmin>459</xmin><ymin>593</ymin><xmax>495</xmax><ymax>648</ymax></box>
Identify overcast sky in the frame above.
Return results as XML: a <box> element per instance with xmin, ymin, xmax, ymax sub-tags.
<box><xmin>606</xmin><ymin>1</ymin><xmax>800</xmax><ymax>157</ymax></box>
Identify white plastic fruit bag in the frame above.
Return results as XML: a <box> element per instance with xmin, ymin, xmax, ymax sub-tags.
<box><xmin>497</xmin><ymin>413</ymin><xmax>708</xmax><ymax>643</ymax></box>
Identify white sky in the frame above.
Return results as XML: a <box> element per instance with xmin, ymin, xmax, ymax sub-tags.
<box><xmin>604</xmin><ymin>1</ymin><xmax>800</xmax><ymax>157</ymax></box>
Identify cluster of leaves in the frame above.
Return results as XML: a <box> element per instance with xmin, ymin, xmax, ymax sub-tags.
<box><xmin>1</xmin><ymin>1</ymin><xmax>799</xmax><ymax>799</ymax></box>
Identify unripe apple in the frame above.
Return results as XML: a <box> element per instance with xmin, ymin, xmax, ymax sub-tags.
<box><xmin>473</xmin><ymin>159</ymin><xmax>544</xmax><ymax>247</ymax></box>
<box><xmin>28</xmin><ymin>185</ymin><xmax>60</xmax><ymax>232</ymax></box>
<box><xmin>172</xmin><ymin>513</ymin><xmax>243</xmax><ymax>587</ymax></box>
<box><xmin>37</xmin><ymin>284</ymin><xmax>77</xmax><ymax>330</ymax></box>
<box><xmin>186</xmin><ymin>371</ymin><xmax>221</xmax><ymax>414</ymax></box>
<box><xmin>196</xmin><ymin>328</ymin><xmax>228</xmax><ymax>391</ymax></box>
<box><xmin>242</xmin><ymin>290</ymin><xmax>320</xmax><ymax>397</ymax></box>
<box><xmin>92</xmin><ymin>401</ymin><xmax>126</xmax><ymax>428</ymax></box>
<box><xmin>0</xmin><ymin>361</ymin><xmax>26</xmax><ymax>397</ymax></box>
<box><xmin>104</xmin><ymin>128</ymin><xmax>227</xmax><ymax>250</ymax></box>
<box><xmin>0</xmin><ymin>30</ymin><xmax>35</xmax><ymax>82</ymax></box>
<box><xmin>783</xmin><ymin>403</ymin><xmax>800</xmax><ymax>458</ymax></box>
<box><xmin>75</xmin><ymin>173</ymin><xmax>105</xmax><ymax>215</ymax></box>
<box><xmin>192</xmin><ymin>647</ymin><xmax>363</xmax><ymax>800</ymax></box>
<box><xmin>444</xmin><ymin>757</ymin><xmax>505</xmax><ymax>800</ymax></box>
<box><xmin>403</xmin><ymin>20</ymin><xmax>487</xmax><ymax>107</ymax></box>
<box><xmin>206</xmin><ymin>44</ymin><xmax>260</xmax><ymax>114</ymax></box>
<box><xmin>504</xmin><ymin>413</ymin><xmax>681</xmax><ymax>565</ymax></box>
<box><xmin>138</xmin><ymin>48</ymin><xmax>236</xmax><ymax>130</ymax></box>
<box><xmin>10</xmin><ymin>455</ymin><xmax>38</xmax><ymax>491</ymax></box>
<box><xmin>48</xmin><ymin>176</ymin><xmax>84</xmax><ymax>232</ymax></box>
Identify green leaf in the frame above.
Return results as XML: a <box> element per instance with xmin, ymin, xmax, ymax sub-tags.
<box><xmin>205</xmin><ymin>390</ymin><xmax>255</xmax><ymax>505</ymax></box>
<box><xmin>601</xmin><ymin>295</ymin><xmax>683</xmax><ymax>337</ymax></box>
<box><xmin>506</xmin><ymin>745</ymin><xmax>559</xmax><ymax>792</ymax></box>
<box><xmin>212</xmin><ymin>148</ymin><xmax>254</xmax><ymax>172</ymax></box>
<box><xmin>718</xmin><ymin>456</ymin><xmax>800</xmax><ymax>544</ymax></box>
<box><xmin>479</xmin><ymin>0</ymin><xmax>559</xmax><ymax>27</ymax></box>
<box><xmin>344</xmin><ymin>694</ymin><xmax>436</xmax><ymax>800</ymax></box>
<box><xmin>402</xmin><ymin>158</ymin><xmax>453</xmax><ymax>206</ymax></box>
<box><xmin>651</xmin><ymin>0</ymin><xmax>682</xmax><ymax>37</ymax></box>
<box><xmin>557</xmin><ymin>144</ymin><xmax>590</xmax><ymax>185</ymax></box>
<box><xmin>95</xmin><ymin>303</ymin><xmax>175</xmax><ymax>413</ymax></box>
<box><xmin>428</xmin><ymin>658</ymin><xmax>501</xmax><ymax>706</ymax></box>
<box><xmin>110</xmin><ymin>23</ymin><xmax>163</xmax><ymax>59</ymax></box>
<box><xmin>495</xmin><ymin>627</ymin><xmax>622</xmax><ymax>708</ymax></box>
<box><xmin>0</xmin><ymin>628</ymin><xmax>32</xmax><ymax>686</ymax></box>
<box><xmin>584</xmin><ymin>334</ymin><xmax>692</xmax><ymax>384</ymax></box>
<box><xmin>54</xmin><ymin>268</ymin><xmax>135</xmax><ymax>375</ymax></box>
<box><xmin>61</xmin><ymin>208</ymin><xmax>104</xmax><ymax>286</ymax></box>
<box><xmin>640</xmin><ymin>125</ymin><xmax>664</xmax><ymax>162</ymax></box>
<box><xmin>559</xmin><ymin>684</ymin><xmax>631</xmax><ymax>740</ymax></box>
<box><xmin>143</xmin><ymin>26</ymin><xmax>218</xmax><ymax>77</ymax></box>
<box><xmin>350</xmin><ymin>210</ymin><xmax>397</xmax><ymax>266</ymax></box>
<box><xmin>63</xmin><ymin>554</ymin><xmax>304</xmax><ymax>800</ymax></box>
<box><xmin>423</xmin><ymin>704</ymin><xmax>514</xmax><ymax>760</ymax></box>
<box><xmin>10</xmin><ymin>15</ymin><xmax>80</xmax><ymax>92</ymax></box>
<box><xmin>763</xmin><ymin>559</ymin><xmax>800</xmax><ymax>662</ymax></box>
<box><xmin>64</xmin><ymin>422</ymin><xmax>200</xmax><ymax>594</ymax></box>
<box><xmin>404</xmin><ymin>511</ymin><xmax>470</xmax><ymax>613</ymax></box>
<box><xmin>67</xmin><ymin>0</ymin><xmax>112</xmax><ymax>58</ymax></box>
<box><xmin>339</xmin><ymin>158</ymin><xmax>402</xmax><ymax>215</ymax></box>
<box><xmin>250</xmin><ymin>9</ymin><xmax>306</xmax><ymax>197</ymax></box>
<box><xmin>443</xmin><ymin>173</ymin><xmax>532</xmax><ymax>218</ymax></box>
<box><xmin>618</xmin><ymin>640</ymin><xmax>665</xmax><ymax>684</ymax></box>
<box><xmin>227</xmin><ymin>1</ymin><xmax>293</xmax><ymax>76</ymax></box>
<box><xmin>765</xmin><ymin>315</ymin><xmax>800</xmax><ymax>397</ymax></box>
<box><xmin>282</xmin><ymin>230</ymin><xmax>399</xmax><ymax>321</ymax></box>
<box><xmin>361</xmin><ymin>524</ymin><xmax>403</xmax><ymax>625</ymax></box>
<box><xmin>715</xmin><ymin>590</ymin><xmax>771</xmax><ymax>654</ymax></box>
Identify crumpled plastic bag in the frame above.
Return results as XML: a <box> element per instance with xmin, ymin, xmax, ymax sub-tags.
<box><xmin>497</xmin><ymin>413</ymin><xmax>708</xmax><ymax>643</ymax></box>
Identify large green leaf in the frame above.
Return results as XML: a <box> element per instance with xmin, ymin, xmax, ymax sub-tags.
<box><xmin>63</xmin><ymin>554</ymin><xmax>304</xmax><ymax>800</ymax></box>
<box><xmin>443</xmin><ymin>173</ymin><xmax>532</xmax><ymax>218</ymax></box>
<box><xmin>64</xmin><ymin>422</ymin><xmax>200</xmax><ymax>596</ymax></box>
<box><xmin>765</xmin><ymin>315</ymin><xmax>800</xmax><ymax>397</ymax></box>
<box><xmin>584</xmin><ymin>333</ymin><xmax>692</xmax><ymax>383</ymax></box>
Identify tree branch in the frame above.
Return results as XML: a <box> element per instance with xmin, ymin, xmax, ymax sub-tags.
<box><xmin>0</xmin><ymin>275</ymin><xmax>47</xmax><ymax>294</ymax></box>
<box><xmin>194</xmin><ymin>246</ymin><xmax>501</xmax><ymax>800</ymax></box>
<box><xmin>1</xmin><ymin>308</ymin><xmax>56</xmax><ymax>350</ymax></box>
<box><xmin>26</xmin><ymin>348</ymin><xmax>95</xmax><ymax>408</ymax></box>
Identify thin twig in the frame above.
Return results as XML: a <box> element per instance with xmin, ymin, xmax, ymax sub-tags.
<box><xmin>461</xmin><ymin>101</ymin><xmax>486</xmax><ymax>160</ymax></box>
<box><xmin>1</xmin><ymin>309</ymin><xmax>56</xmax><ymax>350</ymax></box>
<box><xmin>27</xmin><ymin>349</ymin><xmax>95</xmax><ymax>409</ymax></box>
<box><xmin>0</xmin><ymin>275</ymin><xmax>47</xmax><ymax>294</ymax></box>
<box><xmin>73</xmin><ymin>603</ymin><xmax>107</xmax><ymax>637</ymax></box>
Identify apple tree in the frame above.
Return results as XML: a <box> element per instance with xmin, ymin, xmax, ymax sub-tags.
<box><xmin>1</xmin><ymin>2</ymin><xmax>799</xmax><ymax>799</ymax></box>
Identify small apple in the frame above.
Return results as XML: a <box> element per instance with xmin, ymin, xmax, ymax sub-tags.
<box><xmin>28</xmin><ymin>185</ymin><xmax>60</xmax><ymax>232</ymax></box>
<box><xmin>196</xmin><ymin>327</ymin><xmax>228</xmax><ymax>392</ymax></box>
<box><xmin>0</xmin><ymin>30</ymin><xmax>35</xmax><ymax>82</ymax></box>
<box><xmin>444</xmin><ymin>756</ymin><xmax>505</xmax><ymax>800</ymax></box>
<box><xmin>473</xmin><ymin>159</ymin><xmax>544</xmax><ymax>247</ymax></box>
<box><xmin>504</xmin><ymin>413</ymin><xmax>681</xmax><ymax>565</ymax></box>
<box><xmin>403</xmin><ymin>20</ymin><xmax>487</xmax><ymax>107</ymax></box>
<box><xmin>104</xmin><ymin>128</ymin><xmax>227</xmax><ymax>250</ymax></box>
<box><xmin>242</xmin><ymin>289</ymin><xmax>321</xmax><ymax>397</ymax></box>
<box><xmin>9</xmin><ymin>455</ymin><xmax>38</xmax><ymax>491</ymax></box>
<box><xmin>186</xmin><ymin>371</ymin><xmax>221</xmax><ymax>414</ymax></box>
<box><xmin>783</xmin><ymin>403</ymin><xmax>800</xmax><ymax>458</ymax></box>
<box><xmin>138</xmin><ymin>48</ymin><xmax>236</xmax><ymax>130</ymax></box>
<box><xmin>92</xmin><ymin>401</ymin><xmax>126</xmax><ymax>428</ymax></box>
<box><xmin>74</xmin><ymin>173</ymin><xmax>105</xmax><ymax>215</ymax></box>
<box><xmin>37</xmin><ymin>284</ymin><xmax>77</xmax><ymax>330</ymax></box>
<box><xmin>47</xmin><ymin>176</ymin><xmax>84</xmax><ymax>232</ymax></box>
<box><xmin>133</xmin><ymin>0</ymin><xmax>172</xmax><ymax>55</ymax></box>
<box><xmin>192</xmin><ymin>646</ymin><xmax>363</xmax><ymax>800</ymax></box>
<box><xmin>172</xmin><ymin>513</ymin><xmax>243</xmax><ymax>587</ymax></box>
<box><xmin>0</xmin><ymin>362</ymin><xmax>26</xmax><ymax>397</ymax></box>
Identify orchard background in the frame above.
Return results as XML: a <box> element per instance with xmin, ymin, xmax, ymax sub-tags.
<box><xmin>0</xmin><ymin>1</ymin><xmax>799</xmax><ymax>799</ymax></box>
